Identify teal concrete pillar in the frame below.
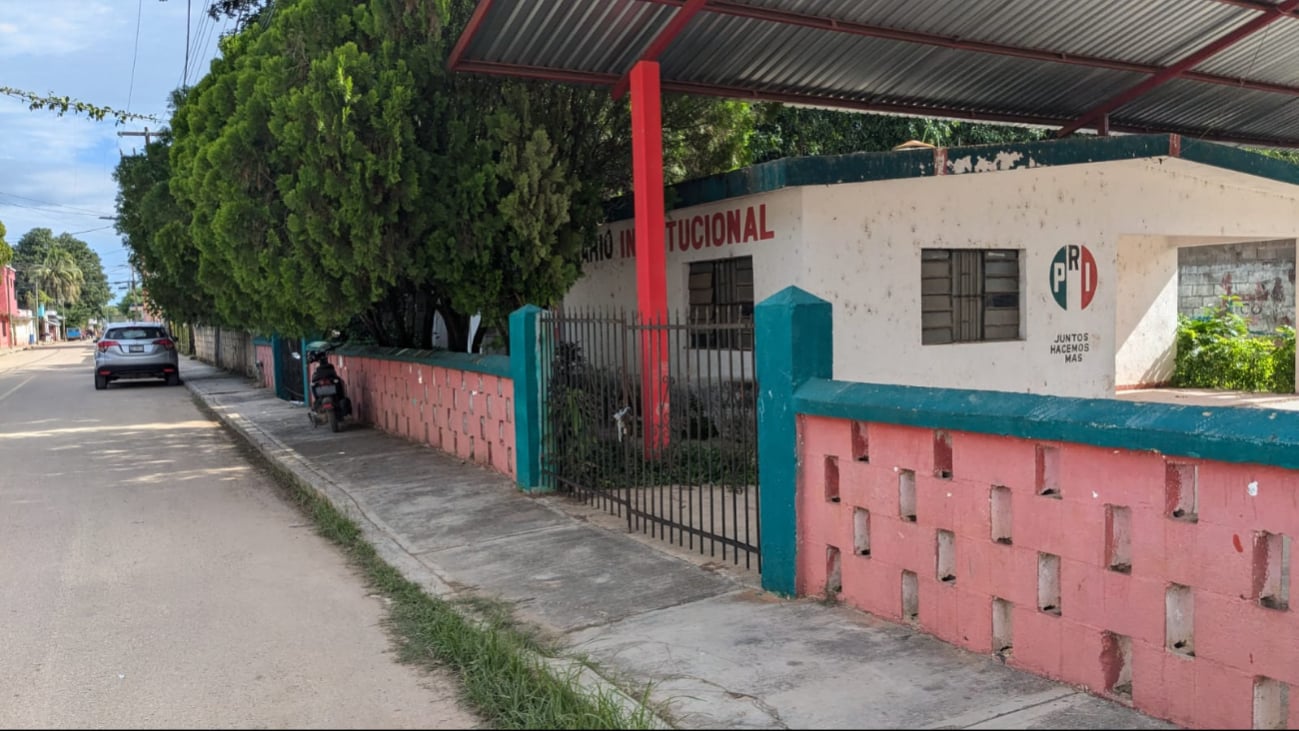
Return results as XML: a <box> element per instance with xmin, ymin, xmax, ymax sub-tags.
<box><xmin>755</xmin><ymin>286</ymin><xmax>833</xmax><ymax>596</ymax></box>
<box><xmin>272</xmin><ymin>335</ymin><xmax>291</xmax><ymax>401</ymax></box>
<box><xmin>301</xmin><ymin>337</ymin><xmax>310</xmax><ymax>404</ymax></box>
<box><xmin>510</xmin><ymin>305</ymin><xmax>545</xmax><ymax>491</ymax></box>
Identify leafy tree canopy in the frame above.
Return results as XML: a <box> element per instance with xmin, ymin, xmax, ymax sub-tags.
<box><xmin>745</xmin><ymin>105</ymin><xmax>1045</xmax><ymax>162</ymax></box>
<box><xmin>13</xmin><ymin>228</ymin><xmax>111</xmax><ymax>327</ymax></box>
<box><xmin>118</xmin><ymin>285</ymin><xmax>144</xmax><ymax>315</ymax></box>
<box><xmin>0</xmin><ymin>220</ymin><xmax>11</xmax><ymax>268</ymax></box>
<box><xmin>114</xmin><ymin>121</ymin><xmax>213</xmax><ymax>326</ymax></box>
<box><xmin>153</xmin><ymin>0</ymin><xmax>757</xmax><ymax>349</ymax></box>
<box><xmin>123</xmin><ymin>0</ymin><xmax>1063</xmax><ymax>352</ymax></box>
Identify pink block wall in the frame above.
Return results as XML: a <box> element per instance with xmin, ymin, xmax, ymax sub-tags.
<box><xmin>798</xmin><ymin>415</ymin><xmax>1299</xmax><ymax>730</ymax></box>
<box><xmin>0</xmin><ymin>266</ymin><xmax>17</xmax><ymax>349</ymax></box>
<box><xmin>335</xmin><ymin>355</ymin><xmax>516</xmax><ymax>479</ymax></box>
<box><xmin>254</xmin><ymin>344</ymin><xmax>274</xmax><ymax>390</ymax></box>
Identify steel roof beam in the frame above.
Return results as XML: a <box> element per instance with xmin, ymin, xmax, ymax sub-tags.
<box><xmin>634</xmin><ymin>0</ymin><xmax>1299</xmax><ymax>100</ymax></box>
<box><xmin>448</xmin><ymin>0</ymin><xmax>496</xmax><ymax>71</ymax></box>
<box><xmin>1057</xmin><ymin>0</ymin><xmax>1299</xmax><ymax>137</ymax></box>
<box><xmin>1210</xmin><ymin>0</ymin><xmax>1299</xmax><ymax>19</ymax></box>
<box><xmin>611</xmin><ymin>0</ymin><xmax>709</xmax><ymax>100</ymax></box>
<box><xmin>454</xmin><ymin>59</ymin><xmax>1299</xmax><ymax>149</ymax></box>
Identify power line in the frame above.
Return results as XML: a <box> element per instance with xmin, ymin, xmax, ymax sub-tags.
<box><xmin>67</xmin><ymin>225</ymin><xmax>117</xmax><ymax>236</ymax></box>
<box><xmin>126</xmin><ymin>0</ymin><xmax>144</xmax><ymax>114</ymax></box>
<box><xmin>183</xmin><ymin>0</ymin><xmax>192</xmax><ymax>89</ymax></box>
<box><xmin>0</xmin><ymin>191</ymin><xmax>115</xmax><ymax>217</ymax></box>
<box><xmin>192</xmin><ymin>17</ymin><xmax>223</xmax><ymax>85</ymax></box>
<box><xmin>0</xmin><ymin>199</ymin><xmax>114</xmax><ymax>219</ymax></box>
<box><xmin>185</xmin><ymin>10</ymin><xmax>214</xmax><ymax>87</ymax></box>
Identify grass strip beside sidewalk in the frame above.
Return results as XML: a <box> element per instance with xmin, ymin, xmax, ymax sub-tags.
<box><xmin>300</xmin><ymin>490</ymin><xmax>658</xmax><ymax>730</ymax></box>
<box><xmin>199</xmin><ymin>392</ymin><xmax>662</xmax><ymax>731</ymax></box>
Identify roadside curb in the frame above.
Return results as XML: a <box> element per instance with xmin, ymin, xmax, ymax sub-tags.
<box><xmin>186</xmin><ymin>378</ymin><xmax>673</xmax><ymax>730</ymax></box>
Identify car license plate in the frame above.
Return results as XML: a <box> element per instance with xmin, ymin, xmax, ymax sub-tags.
<box><xmin>129</xmin><ymin>345</ymin><xmax>144</xmax><ymax>353</ymax></box>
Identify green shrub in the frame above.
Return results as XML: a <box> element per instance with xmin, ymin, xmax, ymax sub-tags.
<box><xmin>1272</xmin><ymin>326</ymin><xmax>1296</xmax><ymax>394</ymax></box>
<box><xmin>1173</xmin><ymin>296</ymin><xmax>1295</xmax><ymax>393</ymax></box>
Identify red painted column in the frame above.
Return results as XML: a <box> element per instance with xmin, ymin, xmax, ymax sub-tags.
<box><xmin>630</xmin><ymin>61</ymin><xmax>670</xmax><ymax>454</ymax></box>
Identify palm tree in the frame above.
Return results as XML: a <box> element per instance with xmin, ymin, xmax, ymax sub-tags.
<box><xmin>32</xmin><ymin>248</ymin><xmax>84</xmax><ymax>337</ymax></box>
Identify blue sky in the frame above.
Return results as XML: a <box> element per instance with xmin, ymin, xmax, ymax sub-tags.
<box><xmin>0</xmin><ymin>0</ymin><xmax>229</xmax><ymax>297</ymax></box>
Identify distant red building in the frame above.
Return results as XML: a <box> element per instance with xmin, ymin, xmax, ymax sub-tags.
<box><xmin>0</xmin><ymin>265</ymin><xmax>18</xmax><ymax>349</ymax></box>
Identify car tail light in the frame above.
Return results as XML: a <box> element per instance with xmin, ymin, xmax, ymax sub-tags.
<box><xmin>154</xmin><ymin>338</ymin><xmax>175</xmax><ymax>350</ymax></box>
<box><xmin>97</xmin><ymin>340</ymin><xmax>118</xmax><ymax>351</ymax></box>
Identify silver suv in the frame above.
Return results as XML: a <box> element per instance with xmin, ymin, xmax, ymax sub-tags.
<box><xmin>94</xmin><ymin>322</ymin><xmax>181</xmax><ymax>389</ymax></box>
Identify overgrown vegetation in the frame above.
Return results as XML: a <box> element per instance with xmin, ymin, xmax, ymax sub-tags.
<box><xmin>545</xmin><ymin>340</ymin><xmax>757</xmax><ymax>490</ymax></box>
<box><xmin>244</xmin><ymin>424</ymin><xmax>659</xmax><ymax>730</ymax></box>
<box><xmin>1173</xmin><ymin>296</ymin><xmax>1296</xmax><ymax>393</ymax></box>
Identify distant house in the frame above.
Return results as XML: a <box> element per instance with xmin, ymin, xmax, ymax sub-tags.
<box><xmin>0</xmin><ymin>265</ymin><xmax>17</xmax><ymax>349</ymax></box>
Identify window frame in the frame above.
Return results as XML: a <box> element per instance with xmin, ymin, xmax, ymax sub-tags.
<box><xmin>920</xmin><ymin>248</ymin><xmax>1023</xmax><ymax>346</ymax></box>
<box><xmin>687</xmin><ymin>255</ymin><xmax>755</xmax><ymax>351</ymax></box>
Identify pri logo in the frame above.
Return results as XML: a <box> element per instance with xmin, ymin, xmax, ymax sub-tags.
<box><xmin>1050</xmin><ymin>245</ymin><xmax>1098</xmax><ymax>310</ymax></box>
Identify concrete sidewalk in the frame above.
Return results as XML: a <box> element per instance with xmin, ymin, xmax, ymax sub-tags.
<box><xmin>184</xmin><ymin>361</ymin><xmax>1174</xmax><ymax>730</ymax></box>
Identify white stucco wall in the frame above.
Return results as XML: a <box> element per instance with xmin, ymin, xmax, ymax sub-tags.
<box><xmin>565</xmin><ymin>188</ymin><xmax>803</xmax><ymax>312</ymax></box>
<box><xmin>807</xmin><ymin>160</ymin><xmax>1299</xmax><ymax>396</ymax></box>
<box><xmin>565</xmin><ymin>156</ymin><xmax>1299</xmax><ymax>398</ymax></box>
<box><xmin>1115</xmin><ymin>236</ymin><xmax>1179</xmax><ymax>388</ymax></box>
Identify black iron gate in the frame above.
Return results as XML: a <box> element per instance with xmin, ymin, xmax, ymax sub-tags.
<box><xmin>275</xmin><ymin>337</ymin><xmax>305</xmax><ymax>402</ymax></box>
<box><xmin>539</xmin><ymin>308</ymin><xmax>760</xmax><ymax>571</ymax></box>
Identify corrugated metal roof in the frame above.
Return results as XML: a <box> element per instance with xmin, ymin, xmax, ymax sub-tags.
<box><xmin>760</xmin><ymin>0</ymin><xmax>1256</xmax><ymax>66</ymax></box>
<box><xmin>1194</xmin><ymin>17</ymin><xmax>1299</xmax><ymax>84</ymax></box>
<box><xmin>454</xmin><ymin>0</ymin><xmax>1299</xmax><ymax>147</ymax></box>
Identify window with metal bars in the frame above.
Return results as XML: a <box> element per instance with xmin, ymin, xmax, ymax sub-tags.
<box><xmin>688</xmin><ymin>256</ymin><xmax>754</xmax><ymax>350</ymax></box>
<box><xmin>921</xmin><ymin>249</ymin><xmax>1021</xmax><ymax>345</ymax></box>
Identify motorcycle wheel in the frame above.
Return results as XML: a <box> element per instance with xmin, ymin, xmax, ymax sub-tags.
<box><xmin>329</xmin><ymin>408</ymin><xmax>340</xmax><ymax>433</ymax></box>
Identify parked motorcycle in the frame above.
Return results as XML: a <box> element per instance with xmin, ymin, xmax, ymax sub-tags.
<box><xmin>294</xmin><ymin>340</ymin><xmax>353</xmax><ymax>432</ymax></box>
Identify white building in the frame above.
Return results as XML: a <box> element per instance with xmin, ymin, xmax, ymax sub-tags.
<box><xmin>563</xmin><ymin>134</ymin><xmax>1299</xmax><ymax>399</ymax></box>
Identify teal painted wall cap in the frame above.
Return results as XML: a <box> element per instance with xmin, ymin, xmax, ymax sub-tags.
<box><xmin>795</xmin><ymin>378</ymin><xmax>1299</xmax><ymax>472</ymax></box>
<box><xmin>757</xmin><ymin>286</ymin><xmax>832</xmax><ymax>308</ymax></box>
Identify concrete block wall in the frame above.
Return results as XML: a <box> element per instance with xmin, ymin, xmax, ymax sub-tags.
<box><xmin>1178</xmin><ymin>240</ymin><xmax>1296</xmax><ymax>332</ymax></box>
<box><xmin>756</xmin><ymin>286</ymin><xmax>1299</xmax><ymax>729</ymax></box>
<box><xmin>193</xmin><ymin>325</ymin><xmax>216</xmax><ymax>363</ymax></box>
<box><xmin>193</xmin><ymin>325</ymin><xmax>258</xmax><ymax>378</ymax></box>
<box><xmin>796</xmin><ymin>416</ymin><xmax>1299</xmax><ymax>730</ymax></box>
<box><xmin>334</xmin><ymin>354</ymin><xmax>516</xmax><ymax>479</ymax></box>
<box><xmin>220</xmin><ymin>330</ymin><xmax>255</xmax><ymax>378</ymax></box>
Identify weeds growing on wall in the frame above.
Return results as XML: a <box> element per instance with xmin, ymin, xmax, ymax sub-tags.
<box><xmin>1173</xmin><ymin>296</ymin><xmax>1296</xmax><ymax>393</ymax></box>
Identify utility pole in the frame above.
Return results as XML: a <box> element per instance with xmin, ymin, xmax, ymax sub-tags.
<box><xmin>117</xmin><ymin>127</ymin><xmax>153</xmax><ymax>154</ymax></box>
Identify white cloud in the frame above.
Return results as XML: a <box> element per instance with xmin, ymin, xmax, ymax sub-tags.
<box><xmin>0</xmin><ymin>100</ymin><xmax>116</xmax><ymax>164</ymax></box>
<box><xmin>0</xmin><ymin>1</ymin><xmax>230</xmax><ymax>294</ymax></box>
<box><xmin>0</xmin><ymin>1</ymin><xmax>121</xmax><ymax>58</ymax></box>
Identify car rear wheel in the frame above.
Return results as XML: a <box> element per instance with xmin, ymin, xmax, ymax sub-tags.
<box><xmin>166</xmin><ymin>372</ymin><xmax>181</xmax><ymax>387</ymax></box>
<box><xmin>95</xmin><ymin>375</ymin><xmax>108</xmax><ymax>391</ymax></box>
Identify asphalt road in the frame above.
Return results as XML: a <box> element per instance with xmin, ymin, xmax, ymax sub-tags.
<box><xmin>0</xmin><ymin>344</ymin><xmax>478</xmax><ymax>729</ymax></box>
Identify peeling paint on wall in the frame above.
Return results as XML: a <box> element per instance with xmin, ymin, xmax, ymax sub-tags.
<box><xmin>946</xmin><ymin>149</ymin><xmax>1033</xmax><ymax>175</ymax></box>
